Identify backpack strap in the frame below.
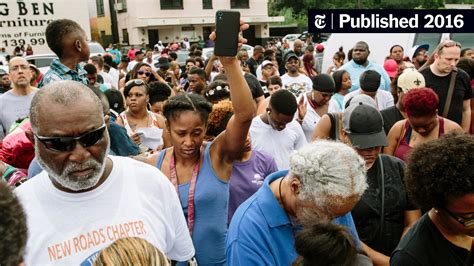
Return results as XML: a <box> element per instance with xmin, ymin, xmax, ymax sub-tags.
<box><xmin>442</xmin><ymin>67</ymin><xmax>457</xmax><ymax>118</ymax></box>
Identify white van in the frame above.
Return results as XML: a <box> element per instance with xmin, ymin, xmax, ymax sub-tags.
<box><xmin>321</xmin><ymin>33</ymin><xmax>474</xmax><ymax>73</ymax></box>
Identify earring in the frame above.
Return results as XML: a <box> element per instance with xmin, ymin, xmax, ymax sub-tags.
<box><xmin>147</xmin><ymin>102</ymin><xmax>152</xmax><ymax>110</ymax></box>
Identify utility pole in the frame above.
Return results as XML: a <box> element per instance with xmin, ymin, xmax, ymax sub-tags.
<box><xmin>108</xmin><ymin>0</ymin><xmax>120</xmax><ymax>44</ymax></box>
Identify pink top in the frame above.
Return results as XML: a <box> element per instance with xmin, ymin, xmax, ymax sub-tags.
<box><xmin>394</xmin><ymin>117</ymin><xmax>445</xmax><ymax>162</ymax></box>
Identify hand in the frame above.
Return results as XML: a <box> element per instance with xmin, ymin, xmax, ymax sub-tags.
<box><xmin>297</xmin><ymin>95</ymin><xmax>307</xmax><ymax>121</ymax></box>
<box><xmin>130</xmin><ymin>132</ymin><xmax>142</xmax><ymax>145</ymax></box>
<box><xmin>208</xmin><ymin>20</ymin><xmax>249</xmax><ymax>64</ymax></box>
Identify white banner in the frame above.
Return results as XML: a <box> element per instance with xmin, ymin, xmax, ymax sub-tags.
<box><xmin>0</xmin><ymin>0</ymin><xmax>91</xmax><ymax>55</ymax></box>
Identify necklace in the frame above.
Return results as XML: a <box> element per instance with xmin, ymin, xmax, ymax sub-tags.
<box><xmin>279</xmin><ymin>176</ymin><xmax>286</xmax><ymax>210</ymax></box>
<box><xmin>170</xmin><ymin>149</ymin><xmax>200</xmax><ymax>236</ymax></box>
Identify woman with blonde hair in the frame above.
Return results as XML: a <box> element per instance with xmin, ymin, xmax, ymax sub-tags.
<box><xmin>93</xmin><ymin>237</ymin><xmax>170</xmax><ymax>266</ymax></box>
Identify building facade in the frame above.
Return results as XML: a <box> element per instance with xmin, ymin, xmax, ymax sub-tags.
<box><xmin>93</xmin><ymin>0</ymin><xmax>283</xmax><ymax>47</ymax></box>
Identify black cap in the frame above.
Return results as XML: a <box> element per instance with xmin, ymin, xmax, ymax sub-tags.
<box><xmin>312</xmin><ymin>73</ymin><xmax>335</xmax><ymax>93</ymax></box>
<box><xmin>155</xmin><ymin>57</ymin><xmax>170</xmax><ymax>68</ymax></box>
<box><xmin>343</xmin><ymin>103</ymin><xmax>388</xmax><ymax>149</ymax></box>
<box><xmin>284</xmin><ymin>52</ymin><xmax>299</xmax><ymax>63</ymax></box>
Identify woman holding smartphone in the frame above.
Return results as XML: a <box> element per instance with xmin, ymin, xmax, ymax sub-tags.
<box><xmin>148</xmin><ymin>20</ymin><xmax>254</xmax><ymax>265</ymax></box>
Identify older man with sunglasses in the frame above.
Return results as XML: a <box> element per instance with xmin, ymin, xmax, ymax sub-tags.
<box><xmin>16</xmin><ymin>80</ymin><xmax>194</xmax><ymax>265</ymax></box>
<box><xmin>419</xmin><ymin>40</ymin><xmax>472</xmax><ymax>133</ymax></box>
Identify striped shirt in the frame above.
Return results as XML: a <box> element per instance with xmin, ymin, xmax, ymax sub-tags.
<box><xmin>37</xmin><ymin>59</ymin><xmax>88</xmax><ymax>88</ymax></box>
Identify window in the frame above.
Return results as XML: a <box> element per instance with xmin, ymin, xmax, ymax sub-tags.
<box><xmin>96</xmin><ymin>0</ymin><xmax>104</xmax><ymax>16</ymax></box>
<box><xmin>122</xmin><ymin>29</ymin><xmax>129</xmax><ymax>44</ymax></box>
<box><xmin>413</xmin><ymin>33</ymin><xmax>442</xmax><ymax>54</ymax></box>
<box><xmin>230</xmin><ymin>0</ymin><xmax>249</xmax><ymax>9</ymax></box>
<box><xmin>203</xmin><ymin>0</ymin><xmax>212</xmax><ymax>9</ymax></box>
<box><xmin>161</xmin><ymin>0</ymin><xmax>183</xmax><ymax>10</ymax></box>
<box><xmin>116</xmin><ymin>0</ymin><xmax>127</xmax><ymax>12</ymax></box>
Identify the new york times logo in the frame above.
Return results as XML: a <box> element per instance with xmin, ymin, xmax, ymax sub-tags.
<box><xmin>314</xmin><ymin>14</ymin><xmax>326</xmax><ymax>29</ymax></box>
<box><xmin>308</xmin><ymin>9</ymin><xmax>474</xmax><ymax>33</ymax></box>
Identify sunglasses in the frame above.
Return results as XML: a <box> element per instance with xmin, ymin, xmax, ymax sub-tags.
<box><xmin>442</xmin><ymin>207</ymin><xmax>474</xmax><ymax>228</ymax></box>
<box><xmin>34</xmin><ymin>125</ymin><xmax>106</xmax><ymax>152</ymax></box>
<box><xmin>438</xmin><ymin>40</ymin><xmax>462</xmax><ymax>52</ymax></box>
<box><xmin>125</xmin><ymin>79</ymin><xmax>148</xmax><ymax>91</ymax></box>
<box><xmin>137</xmin><ymin>70</ymin><xmax>151</xmax><ymax>77</ymax></box>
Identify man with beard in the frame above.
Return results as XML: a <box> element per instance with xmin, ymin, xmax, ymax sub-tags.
<box><xmin>0</xmin><ymin>69</ymin><xmax>11</xmax><ymax>93</ymax></box>
<box><xmin>410</xmin><ymin>44</ymin><xmax>429</xmax><ymax>70</ymax></box>
<box><xmin>226</xmin><ymin>140</ymin><xmax>367</xmax><ymax>265</ymax></box>
<box><xmin>16</xmin><ymin>81</ymin><xmax>194</xmax><ymax>265</ymax></box>
<box><xmin>420</xmin><ymin>40</ymin><xmax>471</xmax><ymax>132</ymax></box>
<box><xmin>339</xmin><ymin>41</ymin><xmax>391</xmax><ymax>93</ymax></box>
<box><xmin>281</xmin><ymin>52</ymin><xmax>313</xmax><ymax>97</ymax></box>
<box><xmin>0</xmin><ymin>57</ymin><xmax>37</xmax><ymax>140</ymax></box>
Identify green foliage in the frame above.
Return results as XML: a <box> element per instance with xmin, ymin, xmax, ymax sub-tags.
<box><xmin>268</xmin><ymin>0</ymin><xmax>451</xmax><ymax>29</ymax></box>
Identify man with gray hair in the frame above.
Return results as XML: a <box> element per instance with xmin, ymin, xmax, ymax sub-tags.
<box><xmin>16</xmin><ymin>80</ymin><xmax>194</xmax><ymax>265</ymax></box>
<box><xmin>226</xmin><ymin>140</ymin><xmax>368</xmax><ymax>265</ymax></box>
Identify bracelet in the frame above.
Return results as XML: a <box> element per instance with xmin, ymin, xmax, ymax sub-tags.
<box><xmin>2</xmin><ymin>165</ymin><xmax>17</xmax><ymax>182</ymax></box>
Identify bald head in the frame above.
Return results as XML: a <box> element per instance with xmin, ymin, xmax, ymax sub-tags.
<box><xmin>8</xmin><ymin>57</ymin><xmax>31</xmax><ymax>89</ymax></box>
<box><xmin>30</xmin><ymin>80</ymin><xmax>103</xmax><ymax>133</ymax></box>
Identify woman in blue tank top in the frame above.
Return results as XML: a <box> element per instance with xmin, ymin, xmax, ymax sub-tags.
<box><xmin>148</xmin><ymin>24</ymin><xmax>256</xmax><ymax>266</ymax></box>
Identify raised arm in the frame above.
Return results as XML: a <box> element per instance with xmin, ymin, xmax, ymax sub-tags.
<box><xmin>210</xmin><ymin>23</ymin><xmax>256</xmax><ymax>179</ymax></box>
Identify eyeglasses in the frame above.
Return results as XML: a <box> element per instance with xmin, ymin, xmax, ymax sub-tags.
<box><xmin>137</xmin><ymin>70</ymin><xmax>151</xmax><ymax>77</ymax></box>
<box><xmin>34</xmin><ymin>125</ymin><xmax>106</xmax><ymax>152</ymax></box>
<box><xmin>442</xmin><ymin>207</ymin><xmax>474</xmax><ymax>228</ymax></box>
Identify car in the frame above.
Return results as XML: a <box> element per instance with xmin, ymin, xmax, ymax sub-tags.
<box><xmin>282</xmin><ymin>34</ymin><xmax>300</xmax><ymax>43</ymax></box>
<box><xmin>24</xmin><ymin>42</ymin><xmax>106</xmax><ymax>74</ymax></box>
<box><xmin>24</xmin><ymin>54</ymin><xmax>58</xmax><ymax>74</ymax></box>
<box><xmin>88</xmin><ymin>42</ymin><xmax>106</xmax><ymax>57</ymax></box>
<box><xmin>202</xmin><ymin>44</ymin><xmax>253</xmax><ymax>60</ymax></box>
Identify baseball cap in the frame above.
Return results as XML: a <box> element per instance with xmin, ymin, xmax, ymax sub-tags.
<box><xmin>343</xmin><ymin>103</ymin><xmax>388</xmax><ymax>149</ymax></box>
<box><xmin>155</xmin><ymin>57</ymin><xmax>170</xmax><ymax>68</ymax></box>
<box><xmin>0</xmin><ymin>68</ymin><xmax>7</xmax><ymax>76</ymax></box>
<box><xmin>359</xmin><ymin>70</ymin><xmax>381</xmax><ymax>92</ymax></box>
<box><xmin>316</xmin><ymin>44</ymin><xmax>325</xmax><ymax>53</ymax></box>
<box><xmin>397</xmin><ymin>68</ymin><xmax>425</xmax><ymax>93</ymax></box>
<box><xmin>410</xmin><ymin>44</ymin><xmax>429</xmax><ymax>58</ymax></box>
<box><xmin>284</xmin><ymin>52</ymin><xmax>299</xmax><ymax>63</ymax></box>
<box><xmin>383</xmin><ymin>59</ymin><xmax>398</xmax><ymax>78</ymax></box>
<box><xmin>345</xmin><ymin>94</ymin><xmax>377</xmax><ymax>109</ymax></box>
<box><xmin>261</xmin><ymin>60</ymin><xmax>274</xmax><ymax>69</ymax></box>
<box><xmin>312</xmin><ymin>73</ymin><xmax>335</xmax><ymax>93</ymax></box>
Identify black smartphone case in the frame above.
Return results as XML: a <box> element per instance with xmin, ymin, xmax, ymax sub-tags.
<box><xmin>214</xmin><ymin>10</ymin><xmax>240</xmax><ymax>57</ymax></box>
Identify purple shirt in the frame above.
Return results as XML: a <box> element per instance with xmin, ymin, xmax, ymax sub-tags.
<box><xmin>229</xmin><ymin>150</ymin><xmax>278</xmax><ymax>223</ymax></box>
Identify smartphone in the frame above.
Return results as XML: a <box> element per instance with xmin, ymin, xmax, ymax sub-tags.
<box><xmin>214</xmin><ymin>10</ymin><xmax>240</xmax><ymax>57</ymax></box>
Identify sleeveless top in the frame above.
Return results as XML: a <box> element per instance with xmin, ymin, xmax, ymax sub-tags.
<box><xmin>156</xmin><ymin>142</ymin><xmax>229</xmax><ymax>265</ymax></box>
<box><xmin>120</xmin><ymin>110</ymin><xmax>164</xmax><ymax>151</ymax></box>
<box><xmin>394</xmin><ymin>117</ymin><xmax>445</xmax><ymax>162</ymax></box>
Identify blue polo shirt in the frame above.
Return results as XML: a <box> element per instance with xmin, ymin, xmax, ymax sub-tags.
<box><xmin>226</xmin><ymin>170</ymin><xmax>361</xmax><ymax>266</ymax></box>
<box><xmin>339</xmin><ymin>59</ymin><xmax>391</xmax><ymax>92</ymax></box>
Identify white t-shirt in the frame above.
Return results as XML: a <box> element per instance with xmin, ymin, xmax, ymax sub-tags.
<box><xmin>15</xmin><ymin>156</ymin><xmax>194</xmax><ymax>265</ymax></box>
<box><xmin>299</xmin><ymin>93</ymin><xmax>338</xmax><ymax>142</ymax></box>
<box><xmin>343</xmin><ymin>89</ymin><xmax>394</xmax><ymax>111</ymax></box>
<box><xmin>127</xmin><ymin>60</ymin><xmax>140</xmax><ymax>72</ymax></box>
<box><xmin>106</xmin><ymin>67</ymin><xmax>120</xmax><ymax>89</ymax></box>
<box><xmin>281</xmin><ymin>73</ymin><xmax>313</xmax><ymax>97</ymax></box>
<box><xmin>250</xmin><ymin>116</ymin><xmax>307</xmax><ymax>170</ymax></box>
<box><xmin>98</xmin><ymin>70</ymin><xmax>115</xmax><ymax>90</ymax></box>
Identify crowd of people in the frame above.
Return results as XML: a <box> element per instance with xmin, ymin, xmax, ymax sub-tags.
<box><xmin>0</xmin><ymin>18</ymin><xmax>473</xmax><ymax>266</ymax></box>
